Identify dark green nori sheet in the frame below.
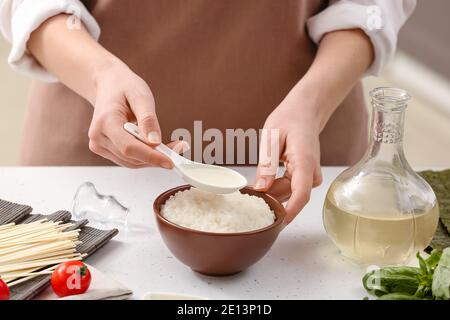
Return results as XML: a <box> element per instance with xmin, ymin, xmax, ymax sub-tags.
<box><xmin>419</xmin><ymin>169</ymin><xmax>450</xmax><ymax>251</ymax></box>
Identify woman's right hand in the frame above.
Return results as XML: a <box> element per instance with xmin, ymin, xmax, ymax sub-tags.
<box><xmin>88</xmin><ymin>59</ymin><xmax>185</xmax><ymax>168</ymax></box>
<box><xmin>27</xmin><ymin>14</ymin><xmax>186</xmax><ymax>168</ymax></box>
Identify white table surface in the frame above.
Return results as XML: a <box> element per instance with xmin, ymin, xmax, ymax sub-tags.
<box><xmin>0</xmin><ymin>166</ymin><xmax>386</xmax><ymax>300</ymax></box>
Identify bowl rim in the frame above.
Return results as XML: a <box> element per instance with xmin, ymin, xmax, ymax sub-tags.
<box><xmin>153</xmin><ymin>185</ymin><xmax>286</xmax><ymax>236</ymax></box>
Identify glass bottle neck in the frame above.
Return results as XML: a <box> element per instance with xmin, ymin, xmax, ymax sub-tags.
<box><xmin>367</xmin><ymin>107</ymin><xmax>406</xmax><ymax>163</ymax></box>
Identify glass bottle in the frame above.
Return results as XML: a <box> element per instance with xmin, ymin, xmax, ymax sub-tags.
<box><xmin>323</xmin><ymin>87</ymin><xmax>439</xmax><ymax>265</ymax></box>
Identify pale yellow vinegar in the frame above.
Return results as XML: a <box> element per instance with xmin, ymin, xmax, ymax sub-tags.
<box><xmin>323</xmin><ymin>193</ymin><xmax>439</xmax><ymax>265</ymax></box>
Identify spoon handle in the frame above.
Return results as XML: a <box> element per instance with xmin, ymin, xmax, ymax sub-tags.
<box><xmin>155</xmin><ymin>143</ymin><xmax>190</xmax><ymax>166</ymax></box>
<box><xmin>123</xmin><ymin>122</ymin><xmax>189</xmax><ymax>166</ymax></box>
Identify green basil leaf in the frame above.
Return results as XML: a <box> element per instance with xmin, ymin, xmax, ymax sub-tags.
<box><xmin>363</xmin><ymin>267</ymin><xmax>420</xmax><ymax>297</ymax></box>
<box><xmin>432</xmin><ymin>248</ymin><xmax>450</xmax><ymax>300</ymax></box>
<box><xmin>426</xmin><ymin>249</ymin><xmax>443</xmax><ymax>271</ymax></box>
<box><xmin>417</xmin><ymin>251</ymin><xmax>429</xmax><ymax>275</ymax></box>
<box><xmin>378</xmin><ymin>293</ymin><xmax>426</xmax><ymax>300</ymax></box>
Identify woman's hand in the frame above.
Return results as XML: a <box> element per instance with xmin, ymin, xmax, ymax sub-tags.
<box><xmin>254</xmin><ymin>85</ymin><xmax>323</xmax><ymax>223</ymax></box>
<box><xmin>28</xmin><ymin>14</ymin><xmax>187</xmax><ymax>168</ymax></box>
<box><xmin>88</xmin><ymin>60</ymin><xmax>185</xmax><ymax>168</ymax></box>
<box><xmin>254</xmin><ymin>29</ymin><xmax>374</xmax><ymax>223</ymax></box>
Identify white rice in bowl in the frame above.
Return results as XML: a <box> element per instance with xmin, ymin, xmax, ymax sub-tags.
<box><xmin>161</xmin><ymin>188</ymin><xmax>276</xmax><ymax>233</ymax></box>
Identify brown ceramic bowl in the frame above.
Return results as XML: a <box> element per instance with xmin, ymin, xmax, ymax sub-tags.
<box><xmin>153</xmin><ymin>185</ymin><xmax>287</xmax><ymax>276</ymax></box>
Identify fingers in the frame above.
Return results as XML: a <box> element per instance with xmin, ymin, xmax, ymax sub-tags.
<box><xmin>126</xmin><ymin>90</ymin><xmax>162</xmax><ymax>146</ymax></box>
<box><xmin>254</xmin><ymin>165</ymin><xmax>277</xmax><ymax>191</ymax></box>
<box><xmin>266</xmin><ymin>163</ymin><xmax>321</xmax><ymax>205</ymax></box>
<box><xmin>92</xmin><ymin>115</ymin><xmax>174</xmax><ymax>168</ymax></box>
<box><xmin>89</xmin><ymin>108</ymin><xmax>190</xmax><ymax>168</ymax></box>
<box><xmin>106</xmin><ymin>119</ymin><xmax>191</xmax><ymax>167</ymax></box>
<box><xmin>254</xmin><ymin>128</ymin><xmax>281</xmax><ymax>191</ymax></box>
<box><xmin>284</xmin><ymin>159</ymin><xmax>314</xmax><ymax>223</ymax></box>
<box><xmin>267</xmin><ymin>160</ymin><xmax>321</xmax><ymax>223</ymax></box>
<box><xmin>313</xmin><ymin>166</ymin><xmax>323</xmax><ymax>187</ymax></box>
<box><xmin>101</xmin><ymin>137</ymin><xmax>148</xmax><ymax>166</ymax></box>
<box><xmin>109</xmin><ymin>127</ymin><xmax>173</xmax><ymax>168</ymax></box>
<box><xmin>266</xmin><ymin>177</ymin><xmax>291</xmax><ymax>203</ymax></box>
<box><xmin>88</xmin><ymin>140</ymin><xmax>148</xmax><ymax>169</ymax></box>
<box><xmin>166</xmin><ymin>140</ymin><xmax>190</xmax><ymax>155</ymax></box>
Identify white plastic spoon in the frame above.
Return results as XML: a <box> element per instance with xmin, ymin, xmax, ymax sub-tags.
<box><xmin>123</xmin><ymin>122</ymin><xmax>247</xmax><ymax>194</ymax></box>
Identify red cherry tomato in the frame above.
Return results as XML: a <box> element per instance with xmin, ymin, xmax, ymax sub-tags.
<box><xmin>51</xmin><ymin>261</ymin><xmax>91</xmax><ymax>297</ymax></box>
<box><xmin>0</xmin><ymin>279</ymin><xmax>9</xmax><ymax>300</ymax></box>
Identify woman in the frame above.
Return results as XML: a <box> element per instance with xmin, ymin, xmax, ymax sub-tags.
<box><xmin>0</xmin><ymin>0</ymin><xmax>415</xmax><ymax>222</ymax></box>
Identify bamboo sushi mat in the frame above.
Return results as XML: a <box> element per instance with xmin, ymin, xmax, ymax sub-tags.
<box><xmin>0</xmin><ymin>198</ymin><xmax>118</xmax><ymax>300</ymax></box>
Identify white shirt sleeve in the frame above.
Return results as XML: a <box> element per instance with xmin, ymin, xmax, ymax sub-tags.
<box><xmin>0</xmin><ymin>0</ymin><xmax>100</xmax><ymax>82</ymax></box>
<box><xmin>307</xmin><ymin>0</ymin><xmax>416</xmax><ymax>76</ymax></box>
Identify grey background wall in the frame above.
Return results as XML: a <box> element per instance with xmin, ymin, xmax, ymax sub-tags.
<box><xmin>399</xmin><ymin>0</ymin><xmax>450</xmax><ymax>81</ymax></box>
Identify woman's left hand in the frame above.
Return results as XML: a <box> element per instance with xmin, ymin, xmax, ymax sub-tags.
<box><xmin>254</xmin><ymin>85</ymin><xmax>323</xmax><ymax>223</ymax></box>
<box><xmin>253</xmin><ymin>29</ymin><xmax>375</xmax><ymax>223</ymax></box>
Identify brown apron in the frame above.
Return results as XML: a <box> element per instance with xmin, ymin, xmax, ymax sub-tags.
<box><xmin>20</xmin><ymin>0</ymin><xmax>368</xmax><ymax>166</ymax></box>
